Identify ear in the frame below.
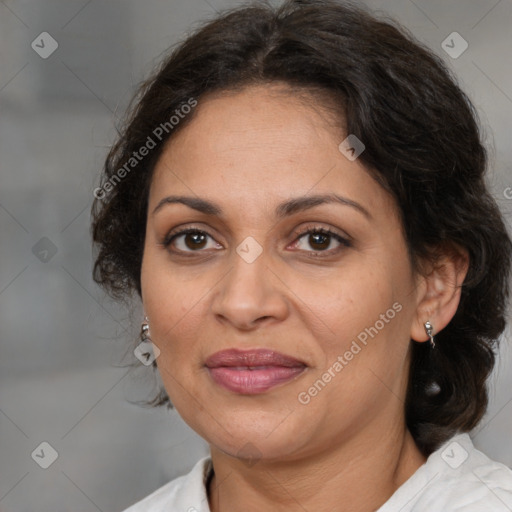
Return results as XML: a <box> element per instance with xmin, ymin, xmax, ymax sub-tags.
<box><xmin>410</xmin><ymin>245</ymin><xmax>469</xmax><ymax>342</ymax></box>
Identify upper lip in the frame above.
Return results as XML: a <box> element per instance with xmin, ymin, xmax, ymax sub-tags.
<box><xmin>205</xmin><ymin>349</ymin><xmax>306</xmax><ymax>368</ymax></box>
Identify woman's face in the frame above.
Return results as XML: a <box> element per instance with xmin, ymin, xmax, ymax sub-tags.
<box><xmin>141</xmin><ymin>84</ymin><xmax>425</xmax><ymax>461</ymax></box>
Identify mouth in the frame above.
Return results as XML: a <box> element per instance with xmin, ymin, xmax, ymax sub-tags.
<box><xmin>205</xmin><ymin>349</ymin><xmax>307</xmax><ymax>394</ymax></box>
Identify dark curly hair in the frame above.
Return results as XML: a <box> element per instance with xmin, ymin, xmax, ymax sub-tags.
<box><xmin>90</xmin><ymin>0</ymin><xmax>512</xmax><ymax>455</ymax></box>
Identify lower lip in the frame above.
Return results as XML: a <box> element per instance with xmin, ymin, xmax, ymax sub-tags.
<box><xmin>207</xmin><ymin>366</ymin><xmax>306</xmax><ymax>394</ymax></box>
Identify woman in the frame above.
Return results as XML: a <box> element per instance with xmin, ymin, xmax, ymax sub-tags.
<box><xmin>91</xmin><ymin>1</ymin><xmax>512</xmax><ymax>510</ymax></box>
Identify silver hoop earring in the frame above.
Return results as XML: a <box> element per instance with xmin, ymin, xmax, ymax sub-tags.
<box><xmin>424</xmin><ymin>321</ymin><xmax>435</xmax><ymax>349</ymax></box>
<box><xmin>134</xmin><ymin>316</ymin><xmax>160</xmax><ymax>365</ymax></box>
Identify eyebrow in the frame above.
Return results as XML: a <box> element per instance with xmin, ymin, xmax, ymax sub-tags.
<box><xmin>152</xmin><ymin>193</ymin><xmax>371</xmax><ymax>219</ymax></box>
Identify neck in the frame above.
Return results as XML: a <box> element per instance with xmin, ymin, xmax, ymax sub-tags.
<box><xmin>207</xmin><ymin>426</ymin><xmax>426</xmax><ymax>512</ymax></box>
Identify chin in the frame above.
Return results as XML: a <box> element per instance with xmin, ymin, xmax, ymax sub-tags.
<box><xmin>193</xmin><ymin>409</ymin><xmax>316</xmax><ymax>463</ymax></box>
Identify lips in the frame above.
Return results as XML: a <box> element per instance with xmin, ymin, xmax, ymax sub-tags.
<box><xmin>205</xmin><ymin>349</ymin><xmax>307</xmax><ymax>394</ymax></box>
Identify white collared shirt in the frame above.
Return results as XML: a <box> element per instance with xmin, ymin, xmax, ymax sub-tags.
<box><xmin>123</xmin><ymin>433</ymin><xmax>512</xmax><ymax>511</ymax></box>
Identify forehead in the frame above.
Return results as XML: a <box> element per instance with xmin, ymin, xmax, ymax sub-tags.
<box><xmin>149</xmin><ymin>84</ymin><xmax>396</xmax><ymax>222</ymax></box>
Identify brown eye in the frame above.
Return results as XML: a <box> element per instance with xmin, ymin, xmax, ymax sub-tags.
<box><xmin>164</xmin><ymin>228</ymin><xmax>222</xmax><ymax>253</ymax></box>
<box><xmin>292</xmin><ymin>227</ymin><xmax>351</xmax><ymax>256</ymax></box>
<box><xmin>183</xmin><ymin>231</ymin><xmax>207</xmax><ymax>250</ymax></box>
<box><xmin>308</xmin><ymin>232</ymin><xmax>331</xmax><ymax>251</ymax></box>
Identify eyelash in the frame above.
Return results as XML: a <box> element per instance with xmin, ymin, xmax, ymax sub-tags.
<box><xmin>162</xmin><ymin>225</ymin><xmax>351</xmax><ymax>257</ymax></box>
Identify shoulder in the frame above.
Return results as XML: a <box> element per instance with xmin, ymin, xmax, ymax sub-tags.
<box><xmin>121</xmin><ymin>456</ymin><xmax>213</xmax><ymax>512</ymax></box>
<box><xmin>379</xmin><ymin>433</ymin><xmax>512</xmax><ymax>512</ymax></box>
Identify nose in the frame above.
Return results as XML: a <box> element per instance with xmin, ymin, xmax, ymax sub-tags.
<box><xmin>210</xmin><ymin>249</ymin><xmax>289</xmax><ymax>331</ymax></box>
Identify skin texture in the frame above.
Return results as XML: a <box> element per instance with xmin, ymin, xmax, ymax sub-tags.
<box><xmin>140</xmin><ymin>84</ymin><xmax>468</xmax><ymax>512</ymax></box>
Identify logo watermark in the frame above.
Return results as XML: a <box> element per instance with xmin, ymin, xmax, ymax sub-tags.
<box><xmin>339</xmin><ymin>134</ymin><xmax>365</xmax><ymax>161</ymax></box>
<box><xmin>441</xmin><ymin>441</ymin><xmax>468</xmax><ymax>469</ymax></box>
<box><xmin>93</xmin><ymin>97</ymin><xmax>198</xmax><ymax>200</ymax></box>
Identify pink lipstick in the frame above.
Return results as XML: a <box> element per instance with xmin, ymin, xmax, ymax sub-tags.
<box><xmin>205</xmin><ymin>348</ymin><xmax>306</xmax><ymax>394</ymax></box>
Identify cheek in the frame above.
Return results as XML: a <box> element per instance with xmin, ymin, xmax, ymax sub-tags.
<box><xmin>141</xmin><ymin>239</ymin><xmax>210</xmax><ymax>317</ymax></box>
<box><xmin>293</xmin><ymin>258</ymin><xmax>411</xmax><ymax>407</ymax></box>
<box><xmin>294</xmin><ymin>261</ymin><xmax>395</xmax><ymax>347</ymax></box>
<box><xmin>141</xmin><ymin>266</ymin><xmax>207</xmax><ymax>405</ymax></box>
<box><xmin>140</xmin><ymin>249</ymin><xmax>204</xmax><ymax>361</ymax></box>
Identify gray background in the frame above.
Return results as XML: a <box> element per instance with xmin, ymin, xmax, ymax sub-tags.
<box><xmin>0</xmin><ymin>0</ymin><xmax>511</xmax><ymax>511</ymax></box>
